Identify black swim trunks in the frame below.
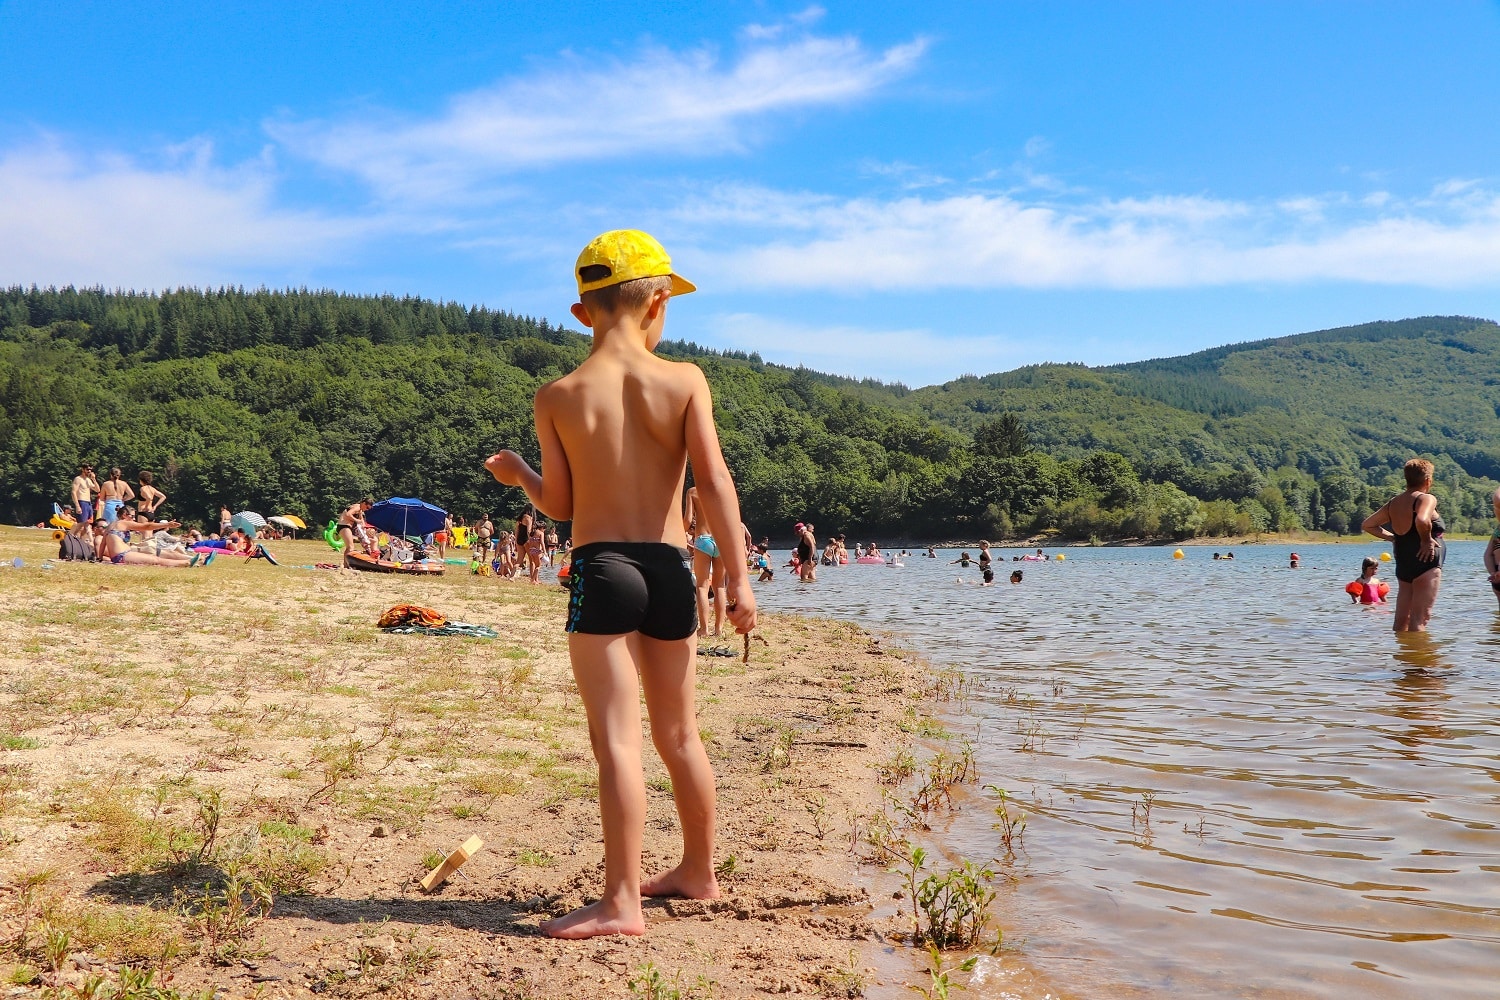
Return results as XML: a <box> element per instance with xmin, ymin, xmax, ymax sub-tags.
<box><xmin>566</xmin><ymin>542</ymin><xmax>697</xmax><ymax>640</ymax></box>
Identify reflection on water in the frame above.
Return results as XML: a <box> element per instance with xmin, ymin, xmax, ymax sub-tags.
<box><xmin>756</xmin><ymin>543</ymin><xmax>1500</xmax><ymax>999</ymax></box>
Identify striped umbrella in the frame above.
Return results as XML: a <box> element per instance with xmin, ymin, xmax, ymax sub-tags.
<box><xmin>231</xmin><ymin>511</ymin><xmax>268</xmax><ymax>538</ymax></box>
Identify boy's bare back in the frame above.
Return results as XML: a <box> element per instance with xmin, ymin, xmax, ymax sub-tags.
<box><xmin>538</xmin><ymin>348</ymin><xmax>708</xmax><ymax>547</ymax></box>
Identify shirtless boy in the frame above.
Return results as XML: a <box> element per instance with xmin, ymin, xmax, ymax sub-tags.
<box><xmin>486</xmin><ymin>230</ymin><xmax>755</xmax><ymax>939</ymax></box>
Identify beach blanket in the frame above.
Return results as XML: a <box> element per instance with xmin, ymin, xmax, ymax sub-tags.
<box><xmin>380</xmin><ymin>622</ymin><xmax>499</xmax><ymax>639</ymax></box>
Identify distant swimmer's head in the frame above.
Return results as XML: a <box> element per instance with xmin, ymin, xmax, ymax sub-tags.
<box><xmin>573</xmin><ymin>230</ymin><xmax>694</xmax><ymax>334</ymax></box>
<box><xmin>1403</xmin><ymin>458</ymin><xmax>1434</xmax><ymax>489</ymax></box>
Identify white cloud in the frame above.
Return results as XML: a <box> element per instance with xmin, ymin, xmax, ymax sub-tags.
<box><xmin>1023</xmin><ymin>135</ymin><xmax>1050</xmax><ymax>159</ymax></box>
<box><xmin>0</xmin><ymin>143</ymin><xmax>376</xmax><ymax>289</ymax></box>
<box><xmin>710</xmin><ymin>312</ymin><xmax>1029</xmax><ymax>383</ymax></box>
<box><xmin>270</xmin><ymin>33</ymin><xmax>926</xmax><ymax>203</ymax></box>
<box><xmin>678</xmin><ymin>182</ymin><xmax>1500</xmax><ymax>291</ymax></box>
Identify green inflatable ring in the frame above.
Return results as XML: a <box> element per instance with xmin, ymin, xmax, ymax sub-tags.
<box><xmin>324</xmin><ymin>520</ymin><xmax>345</xmax><ymax>551</ymax></box>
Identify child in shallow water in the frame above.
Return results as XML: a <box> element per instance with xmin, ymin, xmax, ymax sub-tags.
<box><xmin>1354</xmin><ymin>557</ymin><xmax>1386</xmax><ymax>605</ymax></box>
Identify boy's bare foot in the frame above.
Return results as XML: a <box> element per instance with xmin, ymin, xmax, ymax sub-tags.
<box><xmin>641</xmin><ymin>865</ymin><xmax>720</xmax><ymax>899</ymax></box>
<box><xmin>539</xmin><ymin>899</ymin><xmax>645</xmax><ymax>939</ymax></box>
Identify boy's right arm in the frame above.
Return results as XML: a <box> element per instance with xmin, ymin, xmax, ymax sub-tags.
<box><xmin>486</xmin><ymin>386</ymin><xmax>574</xmax><ymax>521</ymax></box>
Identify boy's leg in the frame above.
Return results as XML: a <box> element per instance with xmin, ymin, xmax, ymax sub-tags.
<box><xmin>542</xmin><ymin>632</ymin><xmax>648</xmax><ymax>939</ymax></box>
<box><xmin>637</xmin><ymin>633</ymin><xmax>720</xmax><ymax>899</ymax></box>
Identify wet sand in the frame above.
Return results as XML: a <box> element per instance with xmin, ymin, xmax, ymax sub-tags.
<box><xmin>0</xmin><ymin>529</ymin><xmax>951</xmax><ymax>997</ymax></box>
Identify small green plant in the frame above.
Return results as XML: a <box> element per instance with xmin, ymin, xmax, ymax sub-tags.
<box><xmin>914</xmin><ymin>860</ymin><xmax>996</xmax><ymax>949</ymax></box>
<box><xmin>629</xmin><ymin>961</ymin><xmax>680</xmax><ymax>1000</ymax></box>
<box><xmin>1</xmin><ymin>735</ymin><xmax>39</xmax><ymax>750</ymax></box>
<box><xmin>516</xmin><ymin>847</ymin><xmax>554</xmax><ymax>867</ymax></box>
<box><xmin>421</xmin><ymin>850</ymin><xmax>446</xmax><ymax>871</ymax></box>
<box><xmin>180</xmin><ymin>862</ymin><xmax>273</xmax><ymax>963</ymax></box>
<box><xmin>986</xmin><ymin>785</ymin><xmax>1027</xmax><ymax>857</ymax></box>
<box><xmin>878</xmin><ymin>748</ymin><xmax>917</xmax><ymax>785</ymax></box>
<box><xmin>819</xmin><ymin>949</ymin><xmax>867</xmax><ymax>997</ymax></box>
<box><xmin>43</xmin><ymin>922</ymin><xmax>71</xmax><ymax>972</ymax></box>
<box><xmin>907</xmin><ymin>944</ymin><xmax>978</xmax><ymax>999</ymax></box>
<box><xmin>8</xmin><ymin>964</ymin><xmax>38</xmax><ymax>986</ymax></box>
<box><xmin>805</xmin><ymin>794</ymin><xmax>832</xmax><ymax>840</ymax></box>
<box><xmin>762</xmin><ymin>728</ymin><xmax>794</xmax><ymax>771</ymax></box>
<box><xmin>1132</xmin><ymin>789</ymin><xmax>1157</xmax><ymax>830</ymax></box>
<box><xmin>714</xmin><ymin>853</ymin><xmax>738</xmax><ymax>880</ymax></box>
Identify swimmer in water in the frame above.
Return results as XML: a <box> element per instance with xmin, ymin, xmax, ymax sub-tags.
<box><xmin>1289</xmin><ymin>552</ymin><xmax>1300</xmax><ymax>569</ymax></box>
<box><xmin>1352</xmin><ymin>557</ymin><xmax>1386</xmax><ymax>604</ymax></box>
<box><xmin>1010</xmin><ymin>569</ymin><xmax>1023</xmax><ymax>584</ymax></box>
<box><xmin>951</xmin><ymin>551</ymin><xmax>972</xmax><ymax>567</ymax></box>
<box><xmin>981</xmin><ymin>567</ymin><xmax>995</xmax><ymax>586</ymax></box>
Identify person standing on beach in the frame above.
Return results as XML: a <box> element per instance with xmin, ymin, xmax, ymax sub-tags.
<box><xmin>1363</xmin><ymin>458</ymin><xmax>1445</xmax><ymax>632</ymax></box>
<box><xmin>71</xmin><ymin>463</ymin><xmax>98</xmax><ymax>521</ymax></box>
<box><xmin>485</xmin><ymin>229</ymin><xmax>754</xmax><ymax>939</ymax></box>
<box><xmin>336</xmin><ymin>498</ymin><xmax>373</xmax><ymax>567</ymax></box>
<box><xmin>137</xmin><ymin>471</ymin><xmax>167</xmax><ymax>516</ymax></box>
<box><xmin>684</xmin><ymin>485</ymin><xmax>726</xmax><ymax>637</ymax></box>
<box><xmin>98</xmin><ymin>467</ymin><xmax>136</xmax><ymax>524</ymax></box>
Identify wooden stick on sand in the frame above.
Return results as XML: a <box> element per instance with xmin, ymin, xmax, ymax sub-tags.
<box><xmin>420</xmin><ymin>834</ymin><xmax>484</xmax><ymax>892</ymax></box>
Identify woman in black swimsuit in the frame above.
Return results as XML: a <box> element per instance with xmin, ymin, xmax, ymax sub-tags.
<box><xmin>1363</xmin><ymin>459</ymin><xmax>1445</xmax><ymax>632</ymax></box>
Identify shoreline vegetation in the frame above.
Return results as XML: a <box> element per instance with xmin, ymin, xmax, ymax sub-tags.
<box><xmin>4</xmin><ymin>289</ymin><xmax>1499</xmax><ymax>548</ymax></box>
<box><xmin>0</xmin><ymin>529</ymin><xmax>1018</xmax><ymax>998</ymax></box>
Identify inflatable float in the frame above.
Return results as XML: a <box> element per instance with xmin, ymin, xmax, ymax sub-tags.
<box><xmin>1345</xmin><ymin>579</ymin><xmax>1390</xmax><ymax>604</ymax></box>
<box><xmin>345</xmin><ymin>552</ymin><xmax>445</xmax><ymax>576</ymax></box>
<box><xmin>854</xmin><ymin>556</ymin><xmax>885</xmax><ymax>565</ymax></box>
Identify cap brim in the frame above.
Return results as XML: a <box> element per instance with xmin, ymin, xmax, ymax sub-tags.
<box><xmin>669</xmin><ymin>273</ymin><xmax>696</xmax><ymax>296</ymax></box>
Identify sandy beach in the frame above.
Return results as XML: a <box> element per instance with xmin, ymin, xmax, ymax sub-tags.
<box><xmin>0</xmin><ymin>527</ymin><xmax>954</xmax><ymax>998</ymax></box>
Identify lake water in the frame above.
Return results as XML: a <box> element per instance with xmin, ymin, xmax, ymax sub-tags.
<box><xmin>755</xmin><ymin>542</ymin><xmax>1500</xmax><ymax>999</ymax></box>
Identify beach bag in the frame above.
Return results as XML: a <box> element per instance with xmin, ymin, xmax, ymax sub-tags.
<box><xmin>59</xmin><ymin>532</ymin><xmax>97</xmax><ymax>562</ymax></box>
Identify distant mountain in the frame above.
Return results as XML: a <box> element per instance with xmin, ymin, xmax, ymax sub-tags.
<box><xmin>870</xmin><ymin>316</ymin><xmax>1500</xmax><ymax>485</ymax></box>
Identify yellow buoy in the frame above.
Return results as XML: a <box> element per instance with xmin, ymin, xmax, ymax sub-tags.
<box><xmin>1379</xmin><ymin>552</ymin><xmax>1392</xmax><ymax>562</ymax></box>
<box><xmin>1055</xmin><ymin>553</ymin><xmax>1066</xmax><ymax>560</ymax></box>
<box><xmin>1172</xmin><ymin>548</ymin><xmax>1185</xmax><ymax>559</ymax></box>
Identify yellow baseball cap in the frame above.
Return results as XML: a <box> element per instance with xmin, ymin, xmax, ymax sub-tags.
<box><xmin>575</xmin><ymin>229</ymin><xmax>696</xmax><ymax>297</ymax></box>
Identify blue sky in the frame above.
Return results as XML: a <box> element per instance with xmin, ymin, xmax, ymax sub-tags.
<box><xmin>3</xmin><ymin>1</ymin><xmax>1499</xmax><ymax>385</ymax></box>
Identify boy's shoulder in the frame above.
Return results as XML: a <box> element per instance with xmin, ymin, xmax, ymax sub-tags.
<box><xmin>541</xmin><ymin>353</ymin><xmax>708</xmax><ymax>398</ymax></box>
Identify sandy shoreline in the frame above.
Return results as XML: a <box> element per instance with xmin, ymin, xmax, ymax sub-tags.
<box><xmin>0</xmin><ymin>528</ymin><xmax>951</xmax><ymax>998</ymax></box>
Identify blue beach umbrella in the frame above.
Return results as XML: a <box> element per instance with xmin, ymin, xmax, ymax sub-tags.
<box><xmin>365</xmin><ymin>497</ymin><xmax>447</xmax><ymax>539</ymax></box>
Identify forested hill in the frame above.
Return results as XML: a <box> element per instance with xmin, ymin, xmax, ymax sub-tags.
<box><xmin>878</xmin><ymin>315</ymin><xmax>1500</xmax><ymax>495</ymax></box>
<box><xmin>2</xmin><ymin>286</ymin><xmax>1497</xmax><ymax>542</ymax></box>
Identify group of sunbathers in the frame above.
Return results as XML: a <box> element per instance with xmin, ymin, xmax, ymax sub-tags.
<box><xmin>64</xmin><ymin>462</ymin><xmax>273</xmax><ymax>567</ymax></box>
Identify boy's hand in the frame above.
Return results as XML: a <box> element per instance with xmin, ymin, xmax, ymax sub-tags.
<box><xmin>724</xmin><ymin>581</ymin><xmax>757</xmax><ymax>633</ymax></box>
<box><xmin>485</xmin><ymin>450</ymin><xmax>530</xmax><ymax>486</ymax></box>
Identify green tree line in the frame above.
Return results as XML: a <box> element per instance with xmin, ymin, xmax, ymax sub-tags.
<box><xmin>2</xmin><ymin>287</ymin><xmax>1495</xmax><ymax>542</ymax></box>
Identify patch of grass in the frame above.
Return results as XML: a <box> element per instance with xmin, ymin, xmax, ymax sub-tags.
<box><xmin>345</xmin><ymin>782</ymin><xmax>438</xmax><ymax>833</ymax></box>
<box><xmin>1</xmin><ymin>735</ymin><xmax>39</xmax><ymax>751</ymax></box>
<box><xmin>516</xmin><ymin>847</ymin><xmax>555</xmax><ymax>867</ymax></box>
